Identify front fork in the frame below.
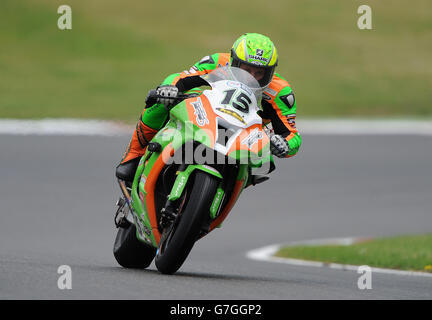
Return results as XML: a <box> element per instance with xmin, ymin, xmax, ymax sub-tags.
<box><xmin>159</xmin><ymin>163</ymin><xmax>187</xmax><ymax>228</ymax></box>
<box><xmin>160</xmin><ymin>164</ymin><xmax>223</xmax><ymax>230</ymax></box>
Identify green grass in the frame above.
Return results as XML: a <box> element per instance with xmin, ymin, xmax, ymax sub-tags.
<box><xmin>275</xmin><ymin>234</ymin><xmax>432</xmax><ymax>273</ymax></box>
<box><xmin>1</xmin><ymin>0</ymin><xmax>432</xmax><ymax>121</ymax></box>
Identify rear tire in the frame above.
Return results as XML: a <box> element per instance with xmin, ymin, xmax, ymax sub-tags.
<box><xmin>113</xmin><ymin>222</ymin><xmax>156</xmax><ymax>268</ymax></box>
<box><xmin>155</xmin><ymin>171</ymin><xmax>218</xmax><ymax>274</ymax></box>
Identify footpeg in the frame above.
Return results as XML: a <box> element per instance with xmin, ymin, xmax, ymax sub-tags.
<box><xmin>114</xmin><ymin>197</ymin><xmax>130</xmax><ymax>228</ymax></box>
<box><xmin>148</xmin><ymin>142</ymin><xmax>162</xmax><ymax>152</ymax></box>
<box><xmin>252</xmin><ymin>175</ymin><xmax>269</xmax><ymax>186</ymax></box>
<box><xmin>116</xmin><ymin>197</ymin><xmax>125</xmax><ymax>207</ymax></box>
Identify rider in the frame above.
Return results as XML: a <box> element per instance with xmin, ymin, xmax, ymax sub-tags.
<box><xmin>116</xmin><ymin>33</ymin><xmax>302</xmax><ymax>182</ymax></box>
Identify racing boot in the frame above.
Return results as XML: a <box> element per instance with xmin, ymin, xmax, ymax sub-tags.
<box><xmin>115</xmin><ymin>118</ymin><xmax>158</xmax><ymax>182</ymax></box>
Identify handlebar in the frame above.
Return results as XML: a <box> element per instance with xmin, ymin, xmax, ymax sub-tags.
<box><xmin>145</xmin><ymin>90</ymin><xmax>196</xmax><ymax>109</ymax></box>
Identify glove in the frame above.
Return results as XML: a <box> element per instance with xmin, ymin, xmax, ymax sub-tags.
<box><xmin>269</xmin><ymin>134</ymin><xmax>290</xmax><ymax>158</ymax></box>
<box><xmin>156</xmin><ymin>85</ymin><xmax>179</xmax><ymax>106</ymax></box>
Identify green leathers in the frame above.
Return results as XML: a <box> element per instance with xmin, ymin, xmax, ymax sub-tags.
<box><xmin>122</xmin><ymin>33</ymin><xmax>301</xmax><ymax>169</ymax></box>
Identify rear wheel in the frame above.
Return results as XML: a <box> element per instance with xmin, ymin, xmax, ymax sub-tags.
<box><xmin>113</xmin><ymin>222</ymin><xmax>156</xmax><ymax>268</ymax></box>
<box><xmin>155</xmin><ymin>171</ymin><xmax>218</xmax><ymax>274</ymax></box>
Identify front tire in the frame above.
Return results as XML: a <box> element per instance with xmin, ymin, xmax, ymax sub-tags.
<box><xmin>155</xmin><ymin>171</ymin><xmax>218</xmax><ymax>274</ymax></box>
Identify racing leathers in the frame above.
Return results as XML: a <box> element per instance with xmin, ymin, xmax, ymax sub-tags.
<box><xmin>116</xmin><ymin>53</ymin><xmax>302</xmax><ymax>181</ymax></box>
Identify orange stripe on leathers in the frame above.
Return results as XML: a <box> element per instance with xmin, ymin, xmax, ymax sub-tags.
<box><xmin>267</xmin><ymin>74</ymin><xmax>298</xmax><ymax>137</ymax></box>
<box><xmin>121</xmin><ymin>121</ymin><xmax>157</xmax><ymax>164</ymax></box>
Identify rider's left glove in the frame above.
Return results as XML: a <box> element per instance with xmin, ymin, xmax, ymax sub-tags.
<box><xmin>269</xmin><ymin>134</ymin><xmax>290</xmax><ymax>158</ymax></box>
<box><xmin>156</xmin><ymin>85</ymin><xmax>179</xmax><ymax>106</ymax></box>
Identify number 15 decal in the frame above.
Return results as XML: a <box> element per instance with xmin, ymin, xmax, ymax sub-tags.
<box><xmin>221</xmin><ymin>89</ymin><xmax>252</xmax><ymax>113</ymax></box>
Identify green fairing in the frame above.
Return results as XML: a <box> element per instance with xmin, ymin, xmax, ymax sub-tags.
<box><xmin>169</xmin><ymin>101</ymin><xmax>212</xmax><ymax>149</ymax></box>
<box><xmin>129</xmin><ymin>124</ymin><xmax>184</xmax><ymax>247</ymax></box>
<box><xmin>228</xmin><ymin>142</ymin><xmax>270</xmax><ymax>158</ymax></box>
<box><xmin>170</xmin><ymin>101</ymin><xmax>272</xmax><ymax>164</ymax></box>
<box><xmin>237</xmin><ymin>164</ymin><xmax>249</xmax><ymax>182</ymax></box>
<box><xmin>169</xmin><ymin>101</ymin><xmax>190</xmax><ymax>125</ymax></box>
<box><xmin>168</xmin><ymin>165</ymin><xmax>222</xmax><ymax>201</ymax></box>
<box><xmin>130</xmin><ymin>156</ymin><xmax>157</xmax><ymax>246</ymax></box>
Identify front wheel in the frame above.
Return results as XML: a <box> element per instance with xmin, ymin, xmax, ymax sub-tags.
<box><xmin>155</xmin><ymin>171</ymin><xmax>218</xmax><ymax>274</ymax></box>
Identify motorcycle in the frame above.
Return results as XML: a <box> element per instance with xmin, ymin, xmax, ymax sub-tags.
<box><xmin>113</xmin><ymin>66</ymin><xmax>275</xmax><ymax>274</ymax></box>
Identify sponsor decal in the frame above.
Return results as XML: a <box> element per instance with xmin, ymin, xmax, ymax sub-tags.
<box><xmin>173</xmin><ymin>175</ymin><xmax>186</xmax><ymax>198</ymax></box>
<box><xmin>226</xmin><ymin>81</ymin><xmax>253</xmax><ymax>96</ymax></box>
<box><xmin>264</xmin><ymin>88</ymin><xmax>277</xmax><ymax>96</ymax></box>
<box><xmin>241</xmin><ymin>128</ymin><xmax>263</xmax><ymax>149</ymax></box>
<box><xmin>256</xmin><ymin>49</ymin><xmax>264</xmax><ymax>57</ymax></box>
<box><xmin>287</xmin><ymin>117</ymin><xmax>296</xmax><ymax>128</ymax></box>
<box><xmin>262</xmin><ymin>93</ymin><xmax>272</xmax><ymax>101</ymax></box>
<box><xmin>133</xmin><ymin>213</ymin><xmax>152</xmax><ymax>242</ymax></box>
<box><xmin>216</xmin><ymin>108</ymin><xmax>247</xmax><ymax>125</ymax></box>
<box><xmin>249</xmin><ymin>55</ymin><xmax>268</xmax><ymax>64</ymax></box>
<box><xmin>191</xmin><ymin>98</ymin><xmax>209</xmax><ymax>126</ymax></box>
<box><xmin>210</xmin><ymin>189</ymin><xmax>224</xmax><ymax>218</ymax></box>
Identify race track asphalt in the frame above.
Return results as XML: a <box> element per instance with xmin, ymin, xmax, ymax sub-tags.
<box><xmin>1</xmin><ymin>134</ymin><xmax>431</xmax><ymax>299</ymax></box>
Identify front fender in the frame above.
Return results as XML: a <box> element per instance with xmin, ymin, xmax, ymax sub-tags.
<box><xmin>168</xmin><ymin>164</ymin><xmax>222</xmax><ymax>201</ymax></box>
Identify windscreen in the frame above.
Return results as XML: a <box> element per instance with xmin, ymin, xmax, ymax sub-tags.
<box><xmin>201</xmin><ymin>66</ymin><xmax>264</xmax><ymax>104</ymax></box>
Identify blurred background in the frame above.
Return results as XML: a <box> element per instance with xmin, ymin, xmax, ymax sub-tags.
<box><xmin>1</xmin><ymin>1</ymin><xmax>432</xmax><ymax>299</ymax></box>
<box><xmin>1</xmin><ymin>0</ymin><xmax>431</xmax><ymax>122</ymax></box>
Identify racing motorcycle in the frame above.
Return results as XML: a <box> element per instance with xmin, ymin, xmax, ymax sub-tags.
<box><xmin>113</xmin><ymin>67</ymin><xmax>275</xmax><ymax>274</ymax></box>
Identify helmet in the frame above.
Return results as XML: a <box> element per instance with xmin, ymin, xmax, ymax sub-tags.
<box><xmin>230</xmin><ymin>33</ymin><xmax>278</xmax><ymax>88</ymax></box>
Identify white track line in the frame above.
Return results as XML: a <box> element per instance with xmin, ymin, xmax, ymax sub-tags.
<box><xmin>1</xmin><ymin>119</ymin><xmax>432</xmax><ymax>136</ymax></box>
<box><xmin>246</xmin><ymin>237</ymin><xmax>432</xmax><ymax>278</ymax></box>
<box><xmin>297</xmin><ymin>119</ymin><xmax>432</xmax><ymax>135</ymax></box>
<box><xmin>0</xmin><ymin>119</ymin><xmax>130</xmax><ymax>136</ymax></box>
